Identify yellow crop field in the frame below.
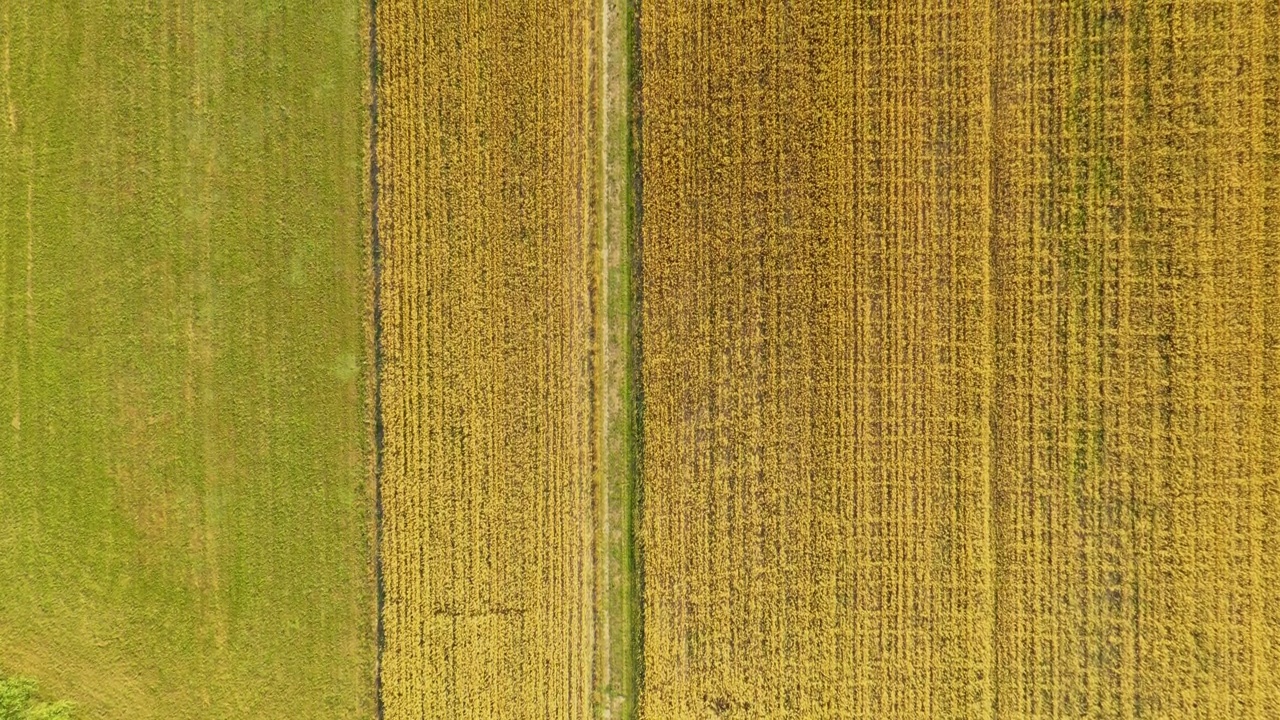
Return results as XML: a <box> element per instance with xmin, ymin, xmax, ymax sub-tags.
<box><xmin>638</xmin><ymin>0</ymin><xmax>1280</xmax><ymax>718</ymax></box>
<box><xmin>990</xmin><ymin>0</ymin><xmax>1280</xmax><ymax>715</ymax></box>
<box><xmin>639</xmin><ymin>0</ymin><xmax>997</xmax><ymax>715</ymax></box>
<box><xmin>374</xmin><ymin>0</ymin><xmax>630</xmax><ymax>717</ymax></box>
<box><xmin>373</xmin><ymin>0</ymin><xmax>1278</xmax><ymax>717</ymax></box>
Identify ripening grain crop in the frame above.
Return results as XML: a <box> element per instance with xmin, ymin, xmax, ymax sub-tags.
<box><xmin>372</xmin><ymin>0</ymin><xmax>1280</xmax><ymax>716</ymax></box>
<box><xmin>990</xmin><ymin>0</ymin><xmax>1280</xmax><ymax>714</ymax></box>
<box><xmin>637</xmin><ymin>0</ymin><xmax>997</xmax><ymax>715</ymax></box>
<box><xmin>374</xmin><ymin>1</ymin><xmax>603</xmax><ymax>717</ymax></box>
<box><xmin>638</xmin><ymin>0</ymin><xmax>1280</xmax><ymax>717</ymax></box>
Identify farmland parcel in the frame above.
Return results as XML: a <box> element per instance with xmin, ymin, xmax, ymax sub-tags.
<box><xmin>376</xmin><ymin>0</ymin><xmax>1280</xmax><ymax>717</ymax></box>
<box><xmin>638</xmin><ymin>0</ymin><xmax>1280</xmax><ymax>717</ymax></box>
<box><xmin>375</xmin><ymin>1</ymin><xmax>600</xmax><ymax>717</ymax></box>
<box><xmin>375</xmin><ymin>0</ymin><xmax>640</xmax><ymax>716</ymax></box>
<box><xmin>0</xmin><ymin>3</ymin><xmax>374</xmax><ymax>718</ymax></box>
<box><xmin>3</xmin><ymin>0</ymin><xmax>1277</xmax><ymax>718</ymax></box>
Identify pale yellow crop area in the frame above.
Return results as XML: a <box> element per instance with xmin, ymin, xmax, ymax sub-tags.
<box><xmin>374</xmin><ymin>1</ymin><xmax>602</xmax><ymax>718</ymax></box>
<box><xmin>638</xmin><ymin>0</ymin><xmax>1280</xmax><ymax>717</ymax></box>
<box><xmin>376</xmin><ymin>0</ymin><xmax>1280</xmax><ymax>718</ymax></box>
<box><xmin>639</xmin><ymin>0</ymin><xmax>996</xmax><ymax>715</ymax></box>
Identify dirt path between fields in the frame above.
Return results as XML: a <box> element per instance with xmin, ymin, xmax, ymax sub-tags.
<box><xmin>593</xmin><ymin>0</ymin><xmax>640</xmax><ymax>717</ymax></box>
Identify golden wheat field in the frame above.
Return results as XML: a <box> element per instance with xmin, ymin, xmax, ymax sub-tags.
<box><xmin>375</xmin><ymin>0</ymin><xmax>1280</xmax><ymax>718</ymax></box>
<box><xmin>639</xmin><ymin>1</ymin><xmax>996</xmax><ymax>715</ymax></box>
<box><xmin>374</xmin><ymin>0</ymin><xmax>609</xmax><ymax>718</ymax></box>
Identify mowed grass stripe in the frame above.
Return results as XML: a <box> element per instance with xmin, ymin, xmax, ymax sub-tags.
<box><xmin>0</xmin><ymin>2</ymin><xmax>373</xmax><ymax>718</ymax></box>
<box><xmin>594</xmin><ymin>0</ymin><xmax>643</xmax><ymax>715</ymax></box>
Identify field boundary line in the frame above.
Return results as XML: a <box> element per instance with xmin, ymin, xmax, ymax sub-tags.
<box><xmin>626</xmin><ymin>0</ymin><xmax>644</xmax><ymax>712</ymax></box>
<box><xmin>366</xmin><ymin>0</ymin><xmax>386</xmax><ymax>717</ymax></box>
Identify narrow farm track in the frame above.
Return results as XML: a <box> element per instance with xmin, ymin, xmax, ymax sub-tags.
<box><xmin>593</xmin><ymin>0</ymin><xmax>642</xmax><ymax>716</ymax></box>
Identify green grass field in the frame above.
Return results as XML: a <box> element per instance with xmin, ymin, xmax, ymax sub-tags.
<box><xmin>0</xmin><ymin>3</ymin><xmax>373</xmax><ymax>718</ymax></box>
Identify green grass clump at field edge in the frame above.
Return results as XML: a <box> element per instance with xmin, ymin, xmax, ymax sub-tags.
<box><xmin>0</xmin><ymin>677</ymin><xmax>73</xmax><ymax>720</ymax></box>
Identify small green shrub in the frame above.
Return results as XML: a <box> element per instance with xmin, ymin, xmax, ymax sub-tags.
<box><xmin>0</xmin><ymin>678</ymin><xmax>74</xmax><ymax>720</ymax></box>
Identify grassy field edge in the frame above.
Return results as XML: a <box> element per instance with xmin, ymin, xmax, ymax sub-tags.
<box><xmin>595</xmin><ymin>0</ymin><xmax>641</xmax><ymax>715</ymax></box>
<box><xmin>364</xmin><ymin>0</ymin><xmax>386</xmax><ymax>718</ymax></box>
